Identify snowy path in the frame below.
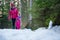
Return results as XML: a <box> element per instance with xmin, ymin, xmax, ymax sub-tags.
<box><xmin>0</xmin><ymin>26</ymin><xmax>60</xmax><ymax>40</ymax></box>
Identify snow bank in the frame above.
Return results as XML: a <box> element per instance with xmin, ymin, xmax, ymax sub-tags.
<box><xmin>0</xmin><ymin>26</ymin><xmax>60</xmax><ymax>40</ymax></box>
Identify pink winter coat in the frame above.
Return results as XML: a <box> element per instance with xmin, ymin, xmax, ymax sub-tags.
<box><xmin>9</xmin><ymin>8</ymin><xmax>18</xmax><ymax>19</ymax></box>
<box><xmin>15</xmin><ymin>16</ymin><xmax>21</xmax><ymax>29</ymax></box>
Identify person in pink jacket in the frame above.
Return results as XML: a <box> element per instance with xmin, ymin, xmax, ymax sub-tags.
<box><xmin>8</xmin><ymin>3</ymin><xmax>18</xmax><ymax>29</ymax></box>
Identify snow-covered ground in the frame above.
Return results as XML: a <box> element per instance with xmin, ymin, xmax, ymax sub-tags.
<box><xmin>0</xmin><ymin>26</ymin><xmax>60</xmax><ymax>40</ymax></box>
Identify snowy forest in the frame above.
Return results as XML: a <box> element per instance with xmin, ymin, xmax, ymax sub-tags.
<box><xmin>0</xmin><ymin>0</ymin><xmax>60</xmax><ymax>40</ymax></box>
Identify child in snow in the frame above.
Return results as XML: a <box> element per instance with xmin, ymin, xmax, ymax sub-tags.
<box><xmin>15</xmin><ymin>16</ymin><xmax>21</xmax><ymax>29</ymax></box>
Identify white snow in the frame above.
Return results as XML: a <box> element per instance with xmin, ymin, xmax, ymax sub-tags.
<box><xmin>0</xmin><ymin>26</ymin><xmax>60</xmax><ymax>40</ymax></box>
<box><xmin>48</xmin><ymin>20</ymin><xmax>53</xmax><ymax>29</ymax></box>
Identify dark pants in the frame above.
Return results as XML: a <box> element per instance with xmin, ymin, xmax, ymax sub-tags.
<box><xmin>12</xmin><ymin>18</ymin><xmax>16</xmax><ymax>29</ymax></box>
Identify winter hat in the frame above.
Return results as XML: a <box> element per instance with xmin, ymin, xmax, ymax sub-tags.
<box><xmin>10</xmin><ymin>2</ymin><xmax>15</xmax><ymax>7</ymax></box>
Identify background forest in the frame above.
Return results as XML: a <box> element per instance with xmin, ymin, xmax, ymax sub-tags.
<box><xmin>0</xmin><ymin>0</ymin><xmax>60</xmax><ymax>30</ymax></box>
